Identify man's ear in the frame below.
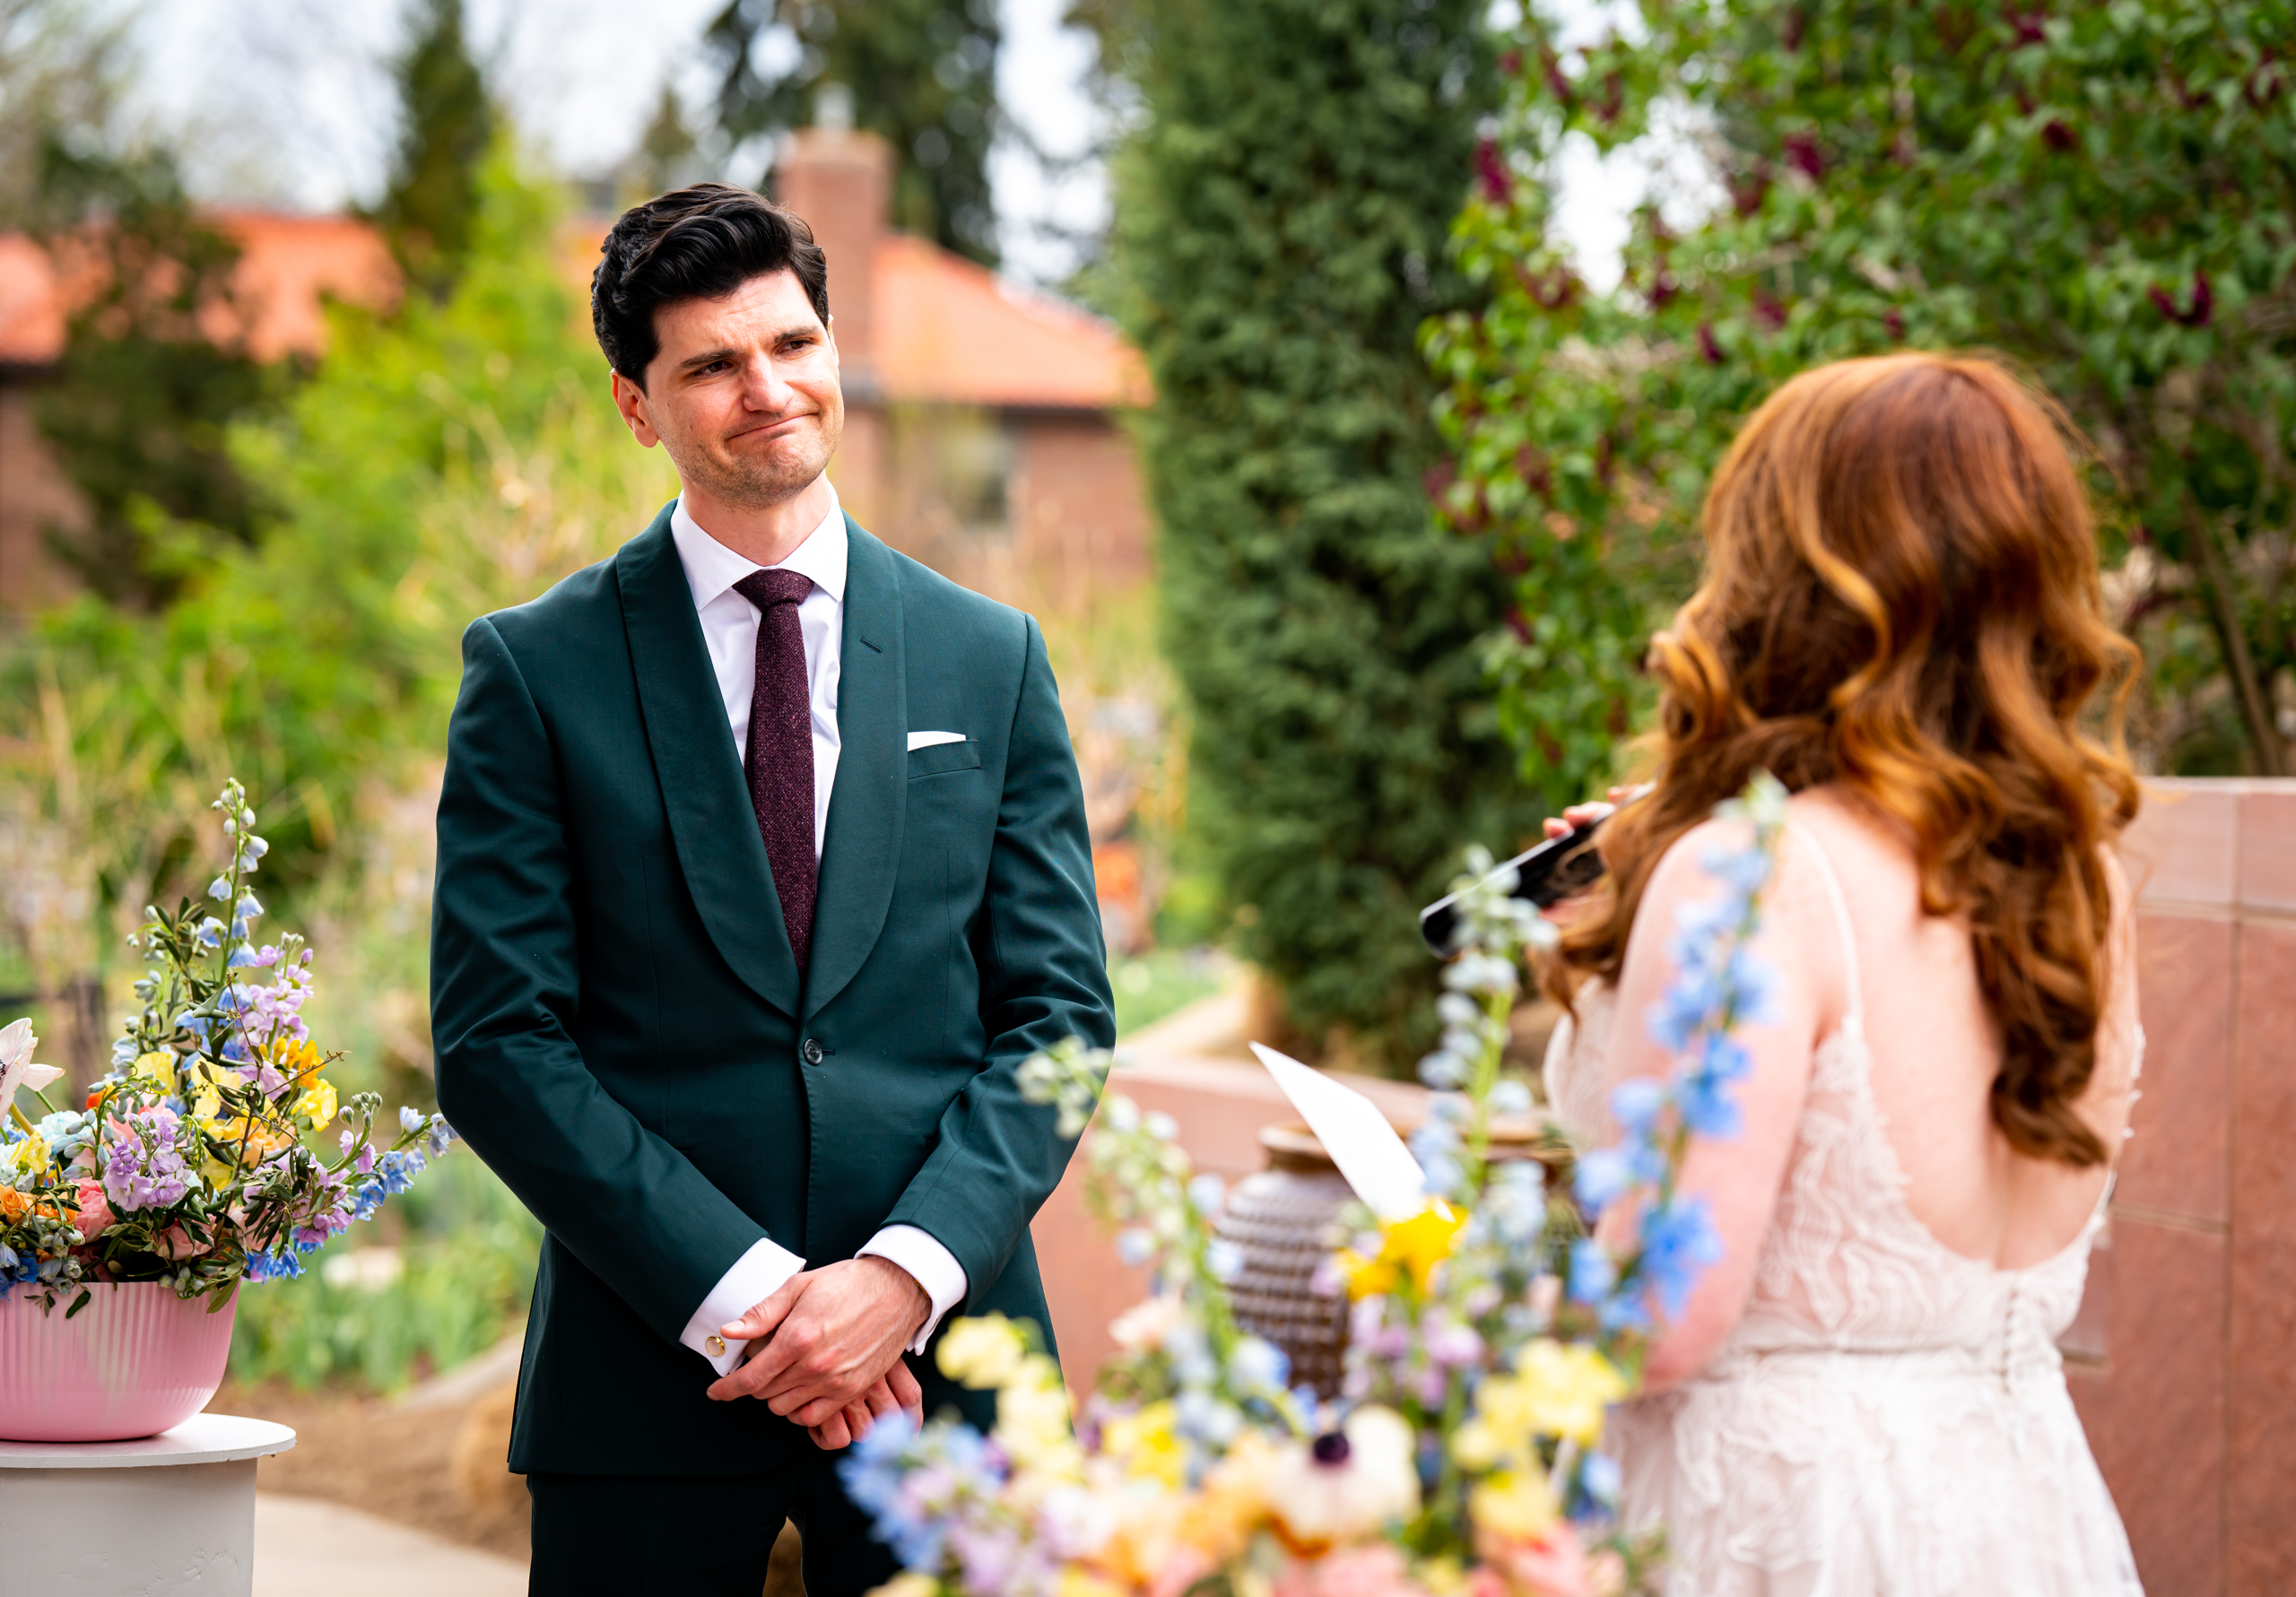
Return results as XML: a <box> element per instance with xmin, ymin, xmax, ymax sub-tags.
<box><xmin>611</xmin><ymin>369</ymin><xmax>660</xmax><ymax>448</ymax></box>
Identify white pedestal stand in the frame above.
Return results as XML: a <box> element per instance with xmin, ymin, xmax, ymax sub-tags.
<box><xmin>0</xmin><ymin>1413</ymin><xmax>296</xmax><ymax>1594</ymax></box>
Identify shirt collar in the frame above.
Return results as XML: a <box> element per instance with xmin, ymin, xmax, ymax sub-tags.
<box><xmin>669</xmin><ymin>481</ymin><xmax>848</xmax><ymax>612</ymax></box>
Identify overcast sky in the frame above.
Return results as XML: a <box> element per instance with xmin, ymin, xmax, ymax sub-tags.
<box><xmin>127</xmin><ymin>0</ymin><xmax>1676</xmax><ymax>291</ymax></box>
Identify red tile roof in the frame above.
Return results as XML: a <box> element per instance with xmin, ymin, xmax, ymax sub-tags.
<box><xmin>0</xmin><ymin>212</ymin><xmax>398</xmax><ymax>369</ymax></box>
<box><xmin>870</xmin><ymin>234</ymin><xmax>1149</xmax><ymax>410</ymax></box>
<box><xmin>3</xmin><ymin>208</ymin><xmax>1148</xmax><ymax>412</ymax></box>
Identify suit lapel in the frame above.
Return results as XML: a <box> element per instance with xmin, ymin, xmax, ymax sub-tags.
<box><xmin>805</xmin><ymin>517</ymin><xmax>907</xmax><ymax>1020</ymax></box>
<box><xmin>617</xmin><ymin>508</ymin><xmax>801</xmax><ymax>1017</ymax></box>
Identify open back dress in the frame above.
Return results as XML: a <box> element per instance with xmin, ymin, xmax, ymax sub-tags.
<box><xmin>1544</xmin><ymin>825</ymin><xmax>2144</xmax><ymax>1596</ymax></box>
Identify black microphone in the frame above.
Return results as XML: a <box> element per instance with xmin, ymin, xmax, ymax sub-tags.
<box><xmin>1417</xmin><ymin>809</ymin><xmax>1619</xmax><ymax>956</ymax></box>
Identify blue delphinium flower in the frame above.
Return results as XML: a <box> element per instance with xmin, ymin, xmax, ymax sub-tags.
<box><xmin>1568</xmin><ymin>770</ymin><xmax>1789</xmax><ymax>1332</ymax></box>
<box><xmin>1638</xmin><ymin>1194</ymin><xmax>1725</xmax><ymax>1319</ymax></box>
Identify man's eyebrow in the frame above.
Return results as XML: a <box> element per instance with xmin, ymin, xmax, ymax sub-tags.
<box><xmin>674</xmin><ymin>324</ymin><xmax>823</xmax><ymax>374</ymax></box>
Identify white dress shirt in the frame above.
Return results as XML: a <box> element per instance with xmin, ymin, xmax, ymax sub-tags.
<box><xmin>667</xmin><ymin>486</ymin><xmax>970</xmax><ymax>1377</ymax></box>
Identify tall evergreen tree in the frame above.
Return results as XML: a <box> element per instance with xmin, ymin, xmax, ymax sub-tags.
<box><xmin>372</xmin><ymin>0</ymin><xmax>492</xmax><ymax>299</ymax></box>
<box><xmin>705</xmin><ymin>0</ymin><xmax>1001</xmax><ymax>265</ymax></box>
<box><xmin>1107</xmin><ymin>0</ymin><xmax>1535</xmax><ymax>1064</ymax></box>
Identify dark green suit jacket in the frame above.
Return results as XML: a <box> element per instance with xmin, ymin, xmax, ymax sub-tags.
<box><xmin>430</xmin><ymin>505</ymin><xmax>1113</xmax><ymax>1476</ymax></box>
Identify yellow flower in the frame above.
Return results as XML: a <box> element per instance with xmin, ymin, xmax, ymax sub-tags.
<box><xmin>132</xmin><ymin>1050</ymin><xmax>177</xmax><ymax>1090</ymax></box>
<box><xmin>294</xmin><ymin>1078</ymin><xmax>338</xmax><ymax>1128</ymax></box>
<box><xmin>267</xmin><ymin>1036</ymin><xmax>323</xmax><ymax>1085</ymax></box>
<box><xmin>1055</xmin><ymin>1570</ymin><xmax>1126</xmax><ymax>1597</ymax></box>
<box><xmin>3</xmin><ymin>1133</ymin><xmax>48</xmax><ymax>1180</ymax></box>
<box><xmin>1337</xmin><ymin>1201</ymin><xmax>1465</xmax><ymax>1299</ymax></box>
<box><xmin>1469</xmin><ymin>1470</ymin><xmax>1560</xmax><ymax>1542</ymax></box>
<box><xmin>993</xmin><ymin>1358</ymin><xmax>1077</xmax><ymax>1473</ymax></box>
<box><xmin>1101</xmin><ymin>1401</ymin><xmax>1186</xmax><ymax>1489</ymax></box>
<box><xmin>1454</xmin><ymin>1341</ymin><xmax>1628</xmax><ymax>1473</ymax></box>
<box><xmin>937</xmin><ymin>1314</ymin><xmax>1028</xmax><ymax>1389</ymax></box>
<box><xmin>1177</xmin><ymin>1428</ymin><xmax>1279</xmax><ymax>1560</ymax></box>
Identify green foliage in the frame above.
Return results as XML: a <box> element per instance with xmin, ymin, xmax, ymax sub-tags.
<box><xmin>372</xmin><ymin>0</ymin><xmax>495</xmax><ymax>299</ymax></box>
<box><xmin>29</xmin><ymin>142</ymin><xmax>291</xmax><ymax>609</ymax></box>
<box><xmin>706</xmin><ymin>0</ymin><xmax>1002</xmax><ymax>264</ymax></box>
<box><xmin>1427</xmin><ymin>0</ymin><xmax>2296</xmax><ymax>784</ymax></box>
<box><xmin>228</xmin><ymin>1147</ymin><xmax>542</xmax><ymax>1392</ymax></box>
<box><xmin>7</xmin><ymin>147</ymin><xmax>674</xmax><ymax>933</ymax></box>
<box><xmin>1106</xmin><ymin>0</ymin><xmax>1538</xmax><ymax>1067</ymax></box>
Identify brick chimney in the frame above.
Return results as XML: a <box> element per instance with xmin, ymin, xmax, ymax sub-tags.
<box><xmin>774</xmin><ymin>93</ymin><xmax>891</xmax><ymax>399</ymax></box>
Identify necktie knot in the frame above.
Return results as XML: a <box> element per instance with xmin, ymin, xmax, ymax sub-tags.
<box><xmin>734</xmin><ymin>568</ymin><xmax>813</xmax><ymax>611</ymax></box>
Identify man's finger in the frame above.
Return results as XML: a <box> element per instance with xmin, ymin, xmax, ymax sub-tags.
<box><xmin>720</xmin><ymin>1269</ymin><xmax>809</xmax><ymax>1343</ymax></box>
<box><xmin>808</xmin><ymin>1409</ymin><xmax>852</xmax><ymax>1450</ymax></box>
<box><xmin>859</xmin><ymin>1379</ymin><xmax>898</xmax><ymax>1421</ymax></box>
<box><xmin>887</xmin><ymin>1361</ymin><xmax>924</xmax><ymax>1427</ymax></box>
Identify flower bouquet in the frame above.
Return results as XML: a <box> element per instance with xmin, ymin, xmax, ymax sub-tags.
<box><xmin>0</xmin><ymin>779</ymin><xmax>452</xmax><ymax>1440</ymax></box>
<box><xmin>839</xmin><ymin>776</ymin><xmax>1790</xmax><ymax>1596</ymax></box>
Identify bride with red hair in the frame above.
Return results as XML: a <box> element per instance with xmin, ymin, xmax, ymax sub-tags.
<box><xmin>1543</xmin><ymin>352</ymin><xmax>2144</xmax><ymax>1593</ymax></box>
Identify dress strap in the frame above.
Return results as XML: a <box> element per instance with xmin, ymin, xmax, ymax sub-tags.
<box><xmin>1786</xmin><ymin>820</ymin><xmax>1866</xmax><ymax>1031</ymax></box>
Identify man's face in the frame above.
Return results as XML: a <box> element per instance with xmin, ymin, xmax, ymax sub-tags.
<box><xmin>612</xmin><ymin>269</ymin><xmax>843</xmax><ymax>508</ymax></box>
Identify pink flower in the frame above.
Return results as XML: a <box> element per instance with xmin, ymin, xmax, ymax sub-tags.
<box><xmin>152</xmin><ymin>1224</ymin><xmax>213</xmax><ymax>1261</ymax></box>
<box><xmin>1478</xmin><ymin>1521</ymin><xmax>1627</xmax><ymax>1597</ymax></box>
<box><xmin>1273</xmin><ymin>1545</ymin><xmax>1425</xmax><ymax>1597</ymax></box>
<box><xmin>70</xmin><ymin>1182</ymin><xmax>114</xmax><ymax>1238</ymax></box>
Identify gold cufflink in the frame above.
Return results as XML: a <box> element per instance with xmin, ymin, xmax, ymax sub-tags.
<box><xmin>707</xmin><ymin>1334</ymin><xmax>726</xmax><ymax>1356</ymax></box>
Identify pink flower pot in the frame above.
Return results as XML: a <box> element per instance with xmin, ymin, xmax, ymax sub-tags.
<box><xmin>0</xmin><ymin>1280</ymin><xmax>238</xmax><ymax>1442</ymax></box>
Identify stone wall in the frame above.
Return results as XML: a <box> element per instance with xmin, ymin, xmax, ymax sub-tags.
<box><xmin>2070</xmin><ymin>777</ymin><xmax>2296</xmax><ymax>1594</ymax></box>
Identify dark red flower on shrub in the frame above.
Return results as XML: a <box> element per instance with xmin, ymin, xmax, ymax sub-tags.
<box><xmin>1648</xmin><ymin>267</ymin><xmax>1679</xmax><ymax>308</ymax></box>
<box><xmin>1507</xmin><ymin>605</ymin><xmax>1534</xmax><ymax>644</ymax></box>
<box><xmin>1516</xmin><ymin>264</ymin><xmax>1579</xmax><ymax>310</ymax></box>
<box><xmin>1498</xmin><ymin>49</ymin><xmax>1522</xmax><ymax>79</ymax></box>
<box><xmin>1754</xmin><ymin>290</ymin><xmax>1787</xmax><ymax>331</ymax></box>
<box><xmin>1543</xmin><ymin>48</ymin><xmax>1574</xmax><ymax>108</ymax></box>
<box><xmin>1475</xmin><ymin>137</ymin><xmax>1510</xmax><ymax>202</ymax></box>
<box><xmin>1423</xmin><ymin>461</ymin><xmax>1457</xmax><ymax>504</ymax></box>
<box><xmin>1884</xmin><ymin>307</ymin><xmax>1906</xmax><ymax>342</ymax></box>
<box><xmin>1729</xmin><ymin>167</ymin><xmax>1771</xmax><ymax>216</ymax></box>
<box><xmin>1783</xmin><ymin>132</ymin><xmax>1825</xmax><ymax>181</ymax></box>
<box><xmin>2008</xmin><ymin>10</ymin><xmax>2047</xmax><ymax>46</ymax></box>
<box><xmin>1515</xmin><ymin>447</ymin><xmax>1553</xmax><ymax>499</ymax></box>
<box><xmin>1781</xmin><ymin>6</ymin><xmax>1807</xmax><ymax>51</ymax></box>
<box><xmin>1591</xmin><ymin>70</ymin><xmax>1623</xmax><ymax>126</ymax></box>
<box><xmin>2148</xmin><ymin>271</ymin><xmax>2213</xmax><ymax>327</ymax></box>
<box><xmin>2041</xmin><ymin>117</ymin><xmax>2075</xmax><ymax>152</ymax></box>
<box><xmin>1699</xmin><ymin>323</ymin><xmax>1725</xmax><ymax>364</ymax></box>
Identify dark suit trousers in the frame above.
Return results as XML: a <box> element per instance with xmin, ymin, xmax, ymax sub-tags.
<box><xmin>526</xmin><ymin>1454</ymin><xmax>899</xmax><ymax>1597</ymax></box>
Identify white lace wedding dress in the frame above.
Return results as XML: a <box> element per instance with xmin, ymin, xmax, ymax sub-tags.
<box><xmin>1544</xmin><ymin>828</ymin><xmax>2143</xmax><ymax>1596</ymax></box>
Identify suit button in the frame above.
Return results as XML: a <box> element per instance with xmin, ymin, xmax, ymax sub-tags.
<box><xmin>801</xmin><ymin>1037</ymin><xmax>825</xmax><ymax>1065</ymax></box>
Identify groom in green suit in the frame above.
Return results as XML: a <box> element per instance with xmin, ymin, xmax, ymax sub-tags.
<box><xmin>430</xmin><ymin>183</ymin><xmax>1113</xmax><ymax>1594</ymax></box>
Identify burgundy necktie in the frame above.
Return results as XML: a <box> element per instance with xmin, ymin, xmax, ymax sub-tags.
<box><xmin>732</xmin><ymin>568</ymin><xmax>818</xmax><ymax>974</ymax></box>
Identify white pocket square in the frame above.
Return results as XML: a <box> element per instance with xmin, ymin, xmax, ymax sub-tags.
<box><xmin>907</xmin><ymin>730</ymin><xmax>967</xmax><ymax>751</ymax></box>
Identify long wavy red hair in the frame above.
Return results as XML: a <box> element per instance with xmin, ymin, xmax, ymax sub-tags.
<box><xmin>1551</xmin><ymin>352</ymin><xmax>2142</xmax><ymax>1167</ymax></box>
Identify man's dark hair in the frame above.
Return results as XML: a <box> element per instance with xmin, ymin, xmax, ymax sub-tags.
<box><xmin>590</xmin><ymin>183</ymin><xmax>831</xmax><ymax>386</ymax></box>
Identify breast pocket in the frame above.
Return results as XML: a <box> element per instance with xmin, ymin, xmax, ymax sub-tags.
<box><xmin>908</xmin><ymin>739</ymin><xmax>983</xmax><ymax>779</ymax></box>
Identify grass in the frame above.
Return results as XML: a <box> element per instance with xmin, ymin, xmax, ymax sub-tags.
<box><xmin>1111</xmin><ymin>946</ymin><xmax>1230</xmax><ymax>1037</ymax></box>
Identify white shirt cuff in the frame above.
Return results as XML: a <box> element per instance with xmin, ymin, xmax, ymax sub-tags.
<box><xmin>679</xmin><ymin>1236</ymin><xmax>806</xmax><ymax>1376</ymax></box>
<box><xmin>858</xmin><ymin>1224</ymin><xmax>969</xmax><ymax>1355</ymax></box>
